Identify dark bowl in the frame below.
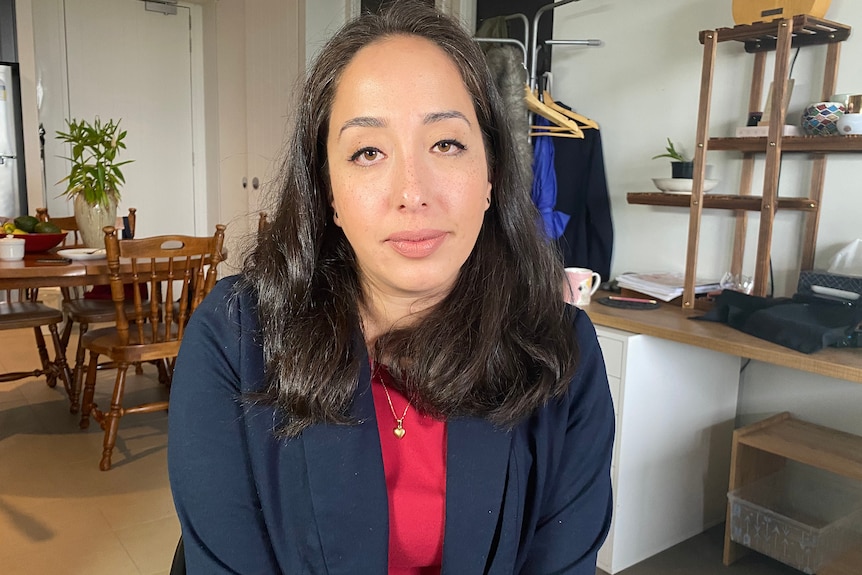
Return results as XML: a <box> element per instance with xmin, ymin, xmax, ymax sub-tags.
<box><xmin>13</xmin><ymin>232</ymin><xmax>69</xmax><ymax>253</ymax></box>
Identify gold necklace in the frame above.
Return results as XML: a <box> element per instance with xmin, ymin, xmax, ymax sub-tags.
<box><xmin>379</xmin><ymin>378</ymin><xmax>410</xmax><ymax>439</ymax></box>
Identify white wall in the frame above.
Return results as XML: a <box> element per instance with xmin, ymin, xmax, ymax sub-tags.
<box><xmin>551</xmin><ymin>0</ymin><xmax>862</xmax><ymax>436</ymax></box>
<box><xmin>305</xmin><ymin>0</ymin><xmax>347</xmax><ymax>69</ymax></box>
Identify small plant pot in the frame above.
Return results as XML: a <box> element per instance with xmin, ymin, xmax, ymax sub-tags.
<box><xmin>671</xmin><ymin>161</ymin><xmax>694</xmax><ymax>179</ymax></box>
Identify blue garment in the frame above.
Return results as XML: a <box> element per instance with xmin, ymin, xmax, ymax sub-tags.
<box><xmin>531</xmin><ymin>116</ymin><xmax>571</xmax><ymax>240</ymax></box>
<box><xmin>168</xmin><ymin>276</ymin><xmax>614</xmax><ymax>574</ymax></box>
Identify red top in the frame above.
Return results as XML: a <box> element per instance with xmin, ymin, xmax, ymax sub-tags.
<box><xmin>371</xmin><ymin>365</ymin><xmax>447</xmax><ymax>575</ymax></box>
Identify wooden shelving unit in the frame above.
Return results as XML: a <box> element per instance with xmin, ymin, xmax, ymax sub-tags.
<box><xmin>629</xmin><ymin>16</ymin><xmax>857</xmax><ymax>308</ymax></box>
<box><xmin>709</xmin><ymin>134</ymin><xmax>862</xmax><ymax>152</ymax></box>
<box><xmin>723</xmin><ymin>412</ymin><xmax>862</xmax><ymax>571</ymax></box>
<box><xmin>627</xmin><ymin>192</ymin><xmax>817</xmax><ymax>211</ymax></box>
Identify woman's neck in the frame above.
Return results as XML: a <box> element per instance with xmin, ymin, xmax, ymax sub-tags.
<box><xmin>360</xmin><ymin>291</ymin><xmax>439</xmax><ymax>350</ymax></box>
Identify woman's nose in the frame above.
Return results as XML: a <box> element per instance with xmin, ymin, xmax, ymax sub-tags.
<box><xmin>394</xmin><ymin>152</ymin><xmax>429</xmax><ymax>211</ymax></box>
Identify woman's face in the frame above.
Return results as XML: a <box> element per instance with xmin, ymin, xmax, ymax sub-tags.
<box><xmin>326</xmin><ymin>34</ymin><xmax>492</xmax><ymax>309</ymax></box>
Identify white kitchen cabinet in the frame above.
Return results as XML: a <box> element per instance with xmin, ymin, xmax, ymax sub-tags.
<box><xmin>595</xmin><ymin>325</ymin><xmax>741</xmax><ymax>573</ymax></box>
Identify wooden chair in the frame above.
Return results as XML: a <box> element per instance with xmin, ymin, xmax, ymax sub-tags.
<box><xmin>36</xmin><ymin>207</ymin><xmax>137</xmax><ymax>247</ymax></box>
<box><xmin>0</xmin><ymin>288</ymin><xmax>74</xmax><ymax>400</ymax></box>
<box><xmin>79</xmin><ymin>224</ymin><xmax>225</xmax><ymax>470</ymax></box>
<box><xmin>36</xmin><ymin>208</ymin><xmax>142</xmax><ymax>413</ymax></box>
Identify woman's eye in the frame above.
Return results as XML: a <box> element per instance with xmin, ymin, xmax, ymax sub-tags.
<box><xmin>434</xmin><ymin>140</ymin><xmax>465</xmax><ymax>154</ymax></box>
<box><xmin>349</xmin><ymin>147</ymin><xmax>382</xmax><ymax>164</ymax></box>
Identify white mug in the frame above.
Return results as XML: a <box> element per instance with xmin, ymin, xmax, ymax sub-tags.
<box><xmin>564</xmin><ymin>267</ymin><xmax>601</xmax><ymax>307</ymax></box>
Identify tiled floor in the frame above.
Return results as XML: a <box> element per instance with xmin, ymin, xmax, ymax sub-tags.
<box><xmin>0</xmin><ymin>325</ymin><xmax>178</xmax><ymax>575</ymax></box>
<box><xmin>0</xmin><ymin>323</ymin><xmax>809</xmax><ymax>575</ymax></box>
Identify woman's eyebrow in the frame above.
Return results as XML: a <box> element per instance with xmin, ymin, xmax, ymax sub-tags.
<box><xmin>338</xmin><ymin>110</ymin><xmax>470</xmax><ymax>139</ymax></box>
<box><xmin>338</xmin><ymin>116</ymin><xmax>387</xmax><ymax>138</ymax></box>
<box><xmin>424</xmin><ymin>110</ymin><xmax>471</xmax><ymax>126</ymax></box>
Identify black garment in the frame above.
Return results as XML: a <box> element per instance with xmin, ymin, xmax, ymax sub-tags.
<box><xmin>551</xmin><ymin>120</ymin><xmax>614</xmax><ymax>281</ymax></box>
<box><xmin>696</xmin><ymin>290</ymin><xmax>862</xmax><ymax>353</ymax></box>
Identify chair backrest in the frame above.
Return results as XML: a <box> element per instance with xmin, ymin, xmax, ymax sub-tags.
<box><xmin>103</xmin><ymin>224</ymin><xmax>226</xmax><ymax>347</ymax></box>
<box><xmin>37</xmin><ymin>207</ymin><xmax>138</xmax><ymax>245</ymax></box>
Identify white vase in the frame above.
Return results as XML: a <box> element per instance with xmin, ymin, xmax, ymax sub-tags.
<box><xmin>74</xmin><ymin>194</ymin><xmax>118</xmax><ymax>249</ymax></box>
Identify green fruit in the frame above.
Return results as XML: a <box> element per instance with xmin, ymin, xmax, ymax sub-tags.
<box><xmin>14</xmin><ymin>215</ymin><xmax>39</xmax><ymax>233</ymax></box>
<box><xmin>34</xmin><ymin>221</ymin><xmax>61</xmax><ymax>234</ymax></box>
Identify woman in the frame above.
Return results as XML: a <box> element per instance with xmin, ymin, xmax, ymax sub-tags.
<box><xmin>168</xmin><ymin>2</ymin><xmax>613</xmax><ymax>573</ymax></box>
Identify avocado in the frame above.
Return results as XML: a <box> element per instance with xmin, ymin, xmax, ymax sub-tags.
<box><xmin>34</xmin><ymin>221</ymin><xmax>62</xmax><ymax>234</ymax></box>
<box><xmin>14</xmin><ymin>215</ymin><xmax>39</xmax><ymax>233</ymax></box>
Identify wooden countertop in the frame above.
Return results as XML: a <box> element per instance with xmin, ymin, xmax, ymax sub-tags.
<box><xmin>585</xmin><ymin>291</ymin><xmax>862</xmax><ymax>384</ymax></box>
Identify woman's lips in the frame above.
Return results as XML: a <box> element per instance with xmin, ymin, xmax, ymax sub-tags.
<box><xmin>386</xmin><ymin>230</ymin><xmax>447</xmax><ymax>258</ymax></box>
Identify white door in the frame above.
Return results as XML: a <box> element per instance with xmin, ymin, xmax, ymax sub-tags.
<box><xmin>58</xmin><ymin>0</ymin><xmax>200</xmax><ymax>238</ymax></box>
<box><xmin>245</xmin><ymin>0</ymin><xmax>303</xmax><ymax>218</ymax></box>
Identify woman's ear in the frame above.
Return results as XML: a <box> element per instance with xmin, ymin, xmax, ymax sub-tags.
<box><xmin>485</xmin><ymin>182</ymin><xmax>492</xmax><ymax>211</ymax></box>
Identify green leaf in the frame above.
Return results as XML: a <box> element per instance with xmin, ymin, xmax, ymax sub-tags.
<box><xmin>53</xmin><ymin>116</ymin><xmax>131</xmax><ymax>204</ymax></box>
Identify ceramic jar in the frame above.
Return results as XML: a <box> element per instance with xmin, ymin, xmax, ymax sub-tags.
<box><xmin>800</xmin><ymin>102</ymin><xmax>845</xmax><ymax>135</ymax></box>
<box><xmin>0</xmin><ymin>234</ymin><xmax>25</xmax><ymax>261</ymax></box>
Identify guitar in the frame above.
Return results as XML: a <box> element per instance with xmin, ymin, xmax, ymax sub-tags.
<box><xmin>732</xmin><ymin>0</ymin><xmax>830</xmax><ymax>25</ymax></box>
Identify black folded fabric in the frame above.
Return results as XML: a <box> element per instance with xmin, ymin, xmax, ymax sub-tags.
<box><xmin>694</xmin><ymin>290</ymin><xmax>862</xmax><ymax>353</ymax></box>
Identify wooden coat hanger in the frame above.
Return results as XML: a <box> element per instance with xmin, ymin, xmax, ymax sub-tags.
<box><xmin>542</xmin><ymin>89</ymin><xmax>600</xmax><ymax>130</ymax></box>
<box><xmin>525</xmin><ymin>85</ymin><xmax>584</xmax><ymax>139</ymax></box>
<box><xmin>539</xmin><ymin>72</ymin><xmax>599</xmax><ymax>131</ymax></box>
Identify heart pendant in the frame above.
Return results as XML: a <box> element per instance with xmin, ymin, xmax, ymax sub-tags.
<box><xmin>393</xmin><ymin>426</ymin><xmax>406</xmax><ymax>439</ymax></box>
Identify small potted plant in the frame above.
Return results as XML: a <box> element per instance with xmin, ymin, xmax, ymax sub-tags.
<box><xmin>652</xmin><ymin>138</ymin><xmax>693</xmax><ymax>179</ymax></box>
<box><xmin>56</xmin><ymin>117</ymin><xmax>132</xmax><ymax>248</ymax></box>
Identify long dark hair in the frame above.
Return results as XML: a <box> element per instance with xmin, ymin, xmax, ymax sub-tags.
<box><xmin>241</xmin><ymin>0</ymin><xmax>577</xmax><ymax>436</ymax></box>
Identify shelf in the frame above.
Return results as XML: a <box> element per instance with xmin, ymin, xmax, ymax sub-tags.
<box><xmin>725</xmin><ymin>412</ymin><xmax>862</xmax><ymax>567</ymax></box>
<box><xmin>627</xmin><ymin>192</ymin><xmax>817</xmax><ymax>211</ymax></box>
<box><xmin>735</xmin><ymin>413</ymin><xmax>862</xmax><ymax>482</ymax></box>
<box><xmin>700</xmin><ymin>15</ymin><xmax>851</xmax><ymax>53</ymax></box>
<box><xmin>709</xmin><ymin>135</ymin><xmax>862</xmax><ymax>153</ymax></box>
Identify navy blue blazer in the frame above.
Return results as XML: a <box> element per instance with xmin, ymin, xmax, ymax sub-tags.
<box><xmin>168</xmin><ymin>277</ymin><xmax>614</xmax><ymax>574</ymax></box>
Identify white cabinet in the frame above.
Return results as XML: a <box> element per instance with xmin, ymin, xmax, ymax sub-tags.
<box><xmin>595</xmin><ymin>326</ymin><xmax>741</xmax><ymax>573</ymax></box>
<box><xmin>210</xmin><ymin>0</ymin><xmax>303</xmax><ymax>272</ymax></box>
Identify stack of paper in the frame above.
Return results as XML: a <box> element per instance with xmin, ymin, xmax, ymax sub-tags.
<box><xmin>616</xmin><ymin>272</ymin><xmax>720</xmax><ymax>302</ymax></box>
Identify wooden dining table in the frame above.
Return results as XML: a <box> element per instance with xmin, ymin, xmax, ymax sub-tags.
<box><xmin>0</xmin><ymin>250</ymin><xmax>111</xmax><ymax>290</ymax></box>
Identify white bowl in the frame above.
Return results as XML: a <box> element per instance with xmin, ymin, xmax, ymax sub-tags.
<box><xmin>652</xmin><ymin>178</ymin><xmax>719</xmax><ymax>194</ymax></box>
<box><xmin>837</xmin><ymin>113</ymin><xmax>862</xmax><ymax>135</ymax></box>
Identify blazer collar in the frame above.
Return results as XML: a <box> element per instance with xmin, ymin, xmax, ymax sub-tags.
<box><xmin>302</xmin><ymin>344</ymin><xmax>512</xmax><ymax>574</ymax></box>
<box><xmin>302</xmin><ymin>352</ymin><xmax>390</xmax><ymax>575</ymax></box>
<box><xmin>442</xmin><ymin>417</ymin><xmax>513</xmax><ymax>574</ymax></box>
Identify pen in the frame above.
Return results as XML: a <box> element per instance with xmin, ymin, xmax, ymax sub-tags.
<box><xmin>608</xmin><ymin>295</ymin><xmax>658</xmax><ymax>304</ymax></box>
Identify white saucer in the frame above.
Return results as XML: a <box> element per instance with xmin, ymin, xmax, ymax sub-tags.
<box><xmin>652</xmin><ymin>178</ymin><xmax>719</xmax><ymax>194</ymax></box>
<box><xmin>56</xmin><ymin>248</ymin><xmax>107</xmax><ymax>261</ymax></box>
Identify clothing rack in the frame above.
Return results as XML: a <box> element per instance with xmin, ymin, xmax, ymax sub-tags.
<box><xmin>474</xmin><ymin>38</ymin><xmax>528</xmax><ymax>70</ymax></box>
<box><xmin>528</xmin><ymin>0</ymin><xmax>602</xmax><ymax>90</ymax></box>
<box><xmin>473</xmin><ymin>1</ymin><xmax>602</xmax><ymax>88</ymax></box>
<box><xmin>473</xmin><ymin>13</ymin><xmax>530</xmax><ymax>72</ymax></box>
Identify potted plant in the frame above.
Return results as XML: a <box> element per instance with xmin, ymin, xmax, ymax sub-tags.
<box><xmin>652</xmin><ymin>138</ymin><xmax>693</xmax><ymax>179</ymax></box>
<box><xmin>55</xmin><ymin>117</ymin><xmax>132</xmax><ymax>248</ymax></box>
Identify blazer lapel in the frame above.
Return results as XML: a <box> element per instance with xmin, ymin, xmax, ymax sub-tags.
<box><xmin>302</xmin><ymin>356</ymin><xmax>389</xmax><ymax>575</ymax></box>
<box><xmin>442</xmin><ymin>417</ymin><xmax>513</xmax><ymax>575</ymax></box>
